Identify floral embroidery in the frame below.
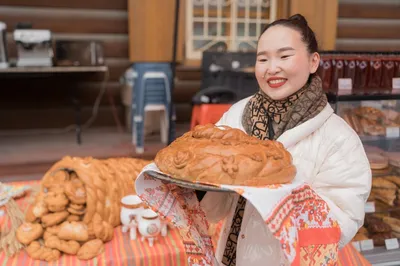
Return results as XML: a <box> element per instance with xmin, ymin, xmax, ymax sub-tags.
<box><xmin>265</xmin><ymin>185</ymin><xmax>340</xmax><ymax>264</ymax></box>
<box><xmin>138</xmin><ymin>170</ymin><xmax>340</xmax><ymax>266</ymax></box>
<box><xmin>139</xmin><ymin>182</ymin><xmax>214</xmax><ymax>265</ymax></box>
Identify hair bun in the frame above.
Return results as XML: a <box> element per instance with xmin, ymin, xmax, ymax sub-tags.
<box><xmin>288</xmin><ymin>14</ymin><xmax>308</xmax><ymax>26</ymax></box>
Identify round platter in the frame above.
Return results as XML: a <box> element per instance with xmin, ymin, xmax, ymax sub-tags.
<box><xmin>144</xmin><ymin>171</ymin><xmax>231</xmax><ymax>192</ymax></box>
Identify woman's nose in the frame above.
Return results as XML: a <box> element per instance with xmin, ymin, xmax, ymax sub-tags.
<box><xmin>267</xmin><ymin>60</ymin><xmax>281</xmax><ymax>75</ymax></box>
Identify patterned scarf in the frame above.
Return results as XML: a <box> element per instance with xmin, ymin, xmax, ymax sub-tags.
<box><xmin>221</xmin><ymin>74</ymin><xmax>327</xmax><ymax>266</ymax></box>
<box><xmin>242</xmin><ymin>74</ymin><xmax>327</xmax><ymax>140</ymax></box>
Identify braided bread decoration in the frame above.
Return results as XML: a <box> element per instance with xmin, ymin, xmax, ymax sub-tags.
<box><xmin>26</xmin><ymin>241</ymin><xmax>61</xmax><ymax>262</ymax></box>
<box><xmin>19</xmin><ymin>156</ymin><xmax>151</xmax><ymax>261</ymax></box>
<box><xmin>77</xmin><ymin>239</ymin><xmax>104</xmax><ymax>260</ymax></box>
<box><xmin>92</xmin><ymin>214</ymin><xmax>114</xmax><ymax>242</ymax></box>
<box><xmin>39</xmin><ymin>156</ymin><xmax>150</xmax><ymax>227</ymax></box>
<box><xmin>44</xmin><ymin>235</ymin><xmax>80</xmax><ymax>255</ymax></box>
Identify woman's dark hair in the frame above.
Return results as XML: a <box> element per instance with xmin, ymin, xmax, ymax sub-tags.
<box><xmin>260</xmin><ymin>14</ymin><xmax>318</xmax><ymax>53</ymax></box>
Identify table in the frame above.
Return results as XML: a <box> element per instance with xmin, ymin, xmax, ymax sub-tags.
<box><xmin>0</xmin><ymin>66</ymin><xmax>109</xmax><ymax>145</ymax></box>
<box><xmin>0</xmin><ymin>181</ymin><xmax>371</xmax><ymax>265</ymax></box>
<box><xmin>0</xmin><ymin>66</ymin><xmax>108</xmax><ymax>74</ymax></box>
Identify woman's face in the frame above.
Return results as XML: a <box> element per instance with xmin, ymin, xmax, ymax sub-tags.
<box><xmin>255</xmin><ymin>25</ymin><xmax>320</xmax><ymax>100</ymax></box>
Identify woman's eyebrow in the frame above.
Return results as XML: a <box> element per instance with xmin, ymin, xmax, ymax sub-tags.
<box><xmin>257</xmin><ymin>51</ymin><xmax>267</xmax><ymax>56</ymax></box>
<box><xmin>277</xmin><ymin>47</ymin><xmax>295</xmax><ymax>53</ymax></box>
<box><xmin>257</xmin><ymin>47</ymin><xmax>295</xmax><ymax>56</ymax></box>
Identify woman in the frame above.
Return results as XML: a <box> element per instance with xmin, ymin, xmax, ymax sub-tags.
<box><xmin>200</xmin><ymin>14</ymin><xmax>371</xmax><ymax>265</ymax></box>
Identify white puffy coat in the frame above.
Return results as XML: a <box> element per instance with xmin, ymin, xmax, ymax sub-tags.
<box><xmin>200</xmin><ymin>98</ymin><xmax>372</xmax><ymax>266</ymax></box>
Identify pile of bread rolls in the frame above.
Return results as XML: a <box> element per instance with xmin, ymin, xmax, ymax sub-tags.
<box><xmin>342</xmin><ymin>106</ymin><xmax>400</xmax><ymax>137</ymax></box>
<box><xmin>16</xmin><ymin>156</ymin><xmax>150</xmax><ymax>261</ymax></box>
<box><xmin>353</xmin><ymin>214</ymin><xmax>400</xmax><ymax>246</ymax></box>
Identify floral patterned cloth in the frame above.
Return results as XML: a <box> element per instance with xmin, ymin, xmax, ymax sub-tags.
<box><xmin>135</xmin><ymin>163</ymin><xmax>341</xmax><ymax>266</ymax></box>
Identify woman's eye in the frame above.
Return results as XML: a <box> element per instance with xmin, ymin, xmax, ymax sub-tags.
<box><xmin>281</xmin><ymin>55</ymin><xmax>291</xmax><ymax>59</ymax></box>
<box><xmin>258</xmin><ymin>58</ymin><xmax>267</xmax><ymax>62</ymax></box>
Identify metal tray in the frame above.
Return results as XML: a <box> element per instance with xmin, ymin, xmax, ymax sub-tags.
<box><xmin>144</xmin><ymin>170</ymin><xmax>231</xmax><ymax>192</ymax></box>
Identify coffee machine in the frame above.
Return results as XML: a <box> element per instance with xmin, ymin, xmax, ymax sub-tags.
<box><xmin>13</xmin><ymin>29</ymin><xmax>53</xmax><ymax>67</ymax></box>
<box><xmin>0</xmin><ymin>22</ymin><xmax>8</xmax><ymax>69</ymax></box>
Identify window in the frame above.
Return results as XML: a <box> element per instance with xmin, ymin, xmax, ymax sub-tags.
<box><xmin>186</xmin><ymin>0</ymin><xmax>277</xmax><ymax>60</ymax></box>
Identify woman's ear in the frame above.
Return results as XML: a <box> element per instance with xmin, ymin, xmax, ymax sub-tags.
<box><xmin>309</xmin><ymin>52</ymin><xmax>320</xmax><ymax>74</ymax></box>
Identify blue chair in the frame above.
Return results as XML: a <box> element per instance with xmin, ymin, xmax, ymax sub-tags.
<box><xmin>132</xmin><ymin>63</ymin><xmax>175</xmax><ymax>154</ymax></box>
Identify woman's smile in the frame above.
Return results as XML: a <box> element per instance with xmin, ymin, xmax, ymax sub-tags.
<box><xmin>267</xmin><ymin>77</ymin><xmax>287</xmax><ymax>88</ymax></box>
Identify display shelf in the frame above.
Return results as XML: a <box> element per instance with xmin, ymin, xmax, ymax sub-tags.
<box><xmin>371</xmin><ymin>201</ymin><xmax>400</xmax><ymax>214</ymax></box>
<box><xmin>360</xmin><ymin>136</ymin><xmax>399</xmax><ymax>142</ymax></box>
<box><xmin>327</xmin><ymin>90</ymin><xmax>400</xmax><ymax>103</ymax></box>
<box><xmin>0</xmin><ymin>65</ymin><xmax>108</xmax><ymax>74</ymax></box>
<box><xmin>361</xmin><ymin>245</ymin><xmax>400</xmax><ymax>266</ymax></box>
<box><xmin>360</xmin><ymin>136</ymin><xmax>400</xmax><ymax>151</ymax></box>
<box><xmin>361</xmin><ymin>137</ymin><xmax>400</xmax><ymax>151</ymax></box>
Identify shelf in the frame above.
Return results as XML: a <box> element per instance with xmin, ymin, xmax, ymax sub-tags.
<box><xmin>361</xmin><ymin>245</ymin><xmax>400</xmax><ymax>266</ymax></box>
<box><xmin>0</xmin><ymin>65</ymin><xmax>108</xmax><ymax>74</ymax></box>
<box><xmin>327</xmin><ymin>90</ymin><xmax>400</xmax><ymax>102</ymax></box>
<box><xmin>359</xmin><ymin>136</ymin><xmax>400</xmax><ymax>151</ymax></box>
<box><xmin>0</xmin><ymin>66</ymin><xmax>109</xmax><ymax>81</ymax></box>
<box><xmin>360</xmin><ymin>136</ymin><xmax>400</xmax><ymax>142</ymax></box>
<box><xmin>372</xmin><ymin>201</ymin><xmax>400</xmax><ymax>214</ymax></box>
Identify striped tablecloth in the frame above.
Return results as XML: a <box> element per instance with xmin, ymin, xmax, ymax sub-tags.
<box><xmin>0</xmin><ymin>181</ymin><xmax>370</xmax><ymax>266</ymax></box>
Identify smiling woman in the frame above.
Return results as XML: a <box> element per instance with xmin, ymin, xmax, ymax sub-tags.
<box><xmin>200</xmin><ymin>13</ymin><xmax>371</xmax><ymax>266</ymax></box>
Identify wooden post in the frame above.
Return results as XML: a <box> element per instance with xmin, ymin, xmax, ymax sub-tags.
<box><xmin>289</xmin><ymin>0</ymin><xmax>338</xmax><ymax>50</ymax></box>
<box><xmin>128</xmin><ymin>0</ymin><xmax>185</xmax><ymax>62</ymax></box>
<box><xmin>277</xmin><ymin>0</ymin><xmax>291</xmax><ymax>19</ymax></box>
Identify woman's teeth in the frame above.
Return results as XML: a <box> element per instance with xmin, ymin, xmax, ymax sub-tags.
<box><xmin>268</xmin><ymin>79</ymin><xmax>286</xmax><ymax>84</ymax></box>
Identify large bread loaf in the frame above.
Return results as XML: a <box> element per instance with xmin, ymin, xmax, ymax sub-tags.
<box><xmin>155</xmin><ymin>124</ymin><xmax>296</xmax><ymax>186</ymax></box>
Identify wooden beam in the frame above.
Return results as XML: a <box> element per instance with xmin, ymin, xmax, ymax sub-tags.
<box><xmin>337</xmin><ymin>18</ymin><xmax>400</xmax><ymax>39</ymax></box>
<box><xmin>336</xmin><ymin>38</ymin><xmax>400</xmax><ymax>52</ymax></box>
<box><xmin>104</xmin><ymin>58</ymin><xmax>131</xmax><ymax>81</ymax></box>
<box><xmin>339</xmin><ymin>2</ymin><xmax>400</xmax><ymax>19</ymax></box>
<box><xmin>0</xmin><ymin>6</ymin><xmax>128</xmax><ymax>34</ymax></box>
<box><xmin>7</xmin><ymin>33</ymin><xmax>129</xmax><ymax>59</ymax></box>
<box><xmin>289</xmin><ymin>0</ymin><xmax>338</xmax><ymax>50</ymax></box>
<box><xmin>0</xmin><ymin>0</ymin><xmax>127</xmax><ymax>10</ymax></box>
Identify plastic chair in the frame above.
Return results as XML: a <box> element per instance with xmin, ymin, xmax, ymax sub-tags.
<box><xmin>132</xmin><ymin>63</ymin><xmax>174</xmax><ymax>154</ymax></box>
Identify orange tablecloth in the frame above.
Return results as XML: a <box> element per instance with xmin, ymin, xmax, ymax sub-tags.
<box><xmin>0</xmin><ymin>181</ymin><xmax>370</xmax><ymax>266</ymax></box>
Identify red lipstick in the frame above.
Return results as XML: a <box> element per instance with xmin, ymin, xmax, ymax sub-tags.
<box><xmin>266</xmin><ymin>77</ymin><xmax>287</xmax><ymax>88</ymax></box>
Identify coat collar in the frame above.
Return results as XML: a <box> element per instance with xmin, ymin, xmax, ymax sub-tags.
<box><xmin>277</xmin><ymin>103</ymin><xmax>334</xmax><ymax>148</ymax></box>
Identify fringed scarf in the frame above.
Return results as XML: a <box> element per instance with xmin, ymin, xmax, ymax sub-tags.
<box><xmin>242</xmin><ymin>74</ymin><xmax>327</xmax><ymax>140</ymax></box>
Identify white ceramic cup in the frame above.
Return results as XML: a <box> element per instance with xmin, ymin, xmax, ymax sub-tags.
<box><xmin>137</xmin><ymin>209</ymin><xmax>161</xmax><ymax>246</ymax></box>
<box><xmin>120</xmin><ymin>195</ymin><xmax>144</xmax><ymax>233</ymax></box>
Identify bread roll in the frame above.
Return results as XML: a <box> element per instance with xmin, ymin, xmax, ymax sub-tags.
<box><xmin>383</xmin><ymin>217</ymin><xmax>400</xmax><ymax>238</ymax></box>
<box><xmin>372</xmin><ymin>177</ymin><xmax>397</xmax><ymax>189</ymax></box>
